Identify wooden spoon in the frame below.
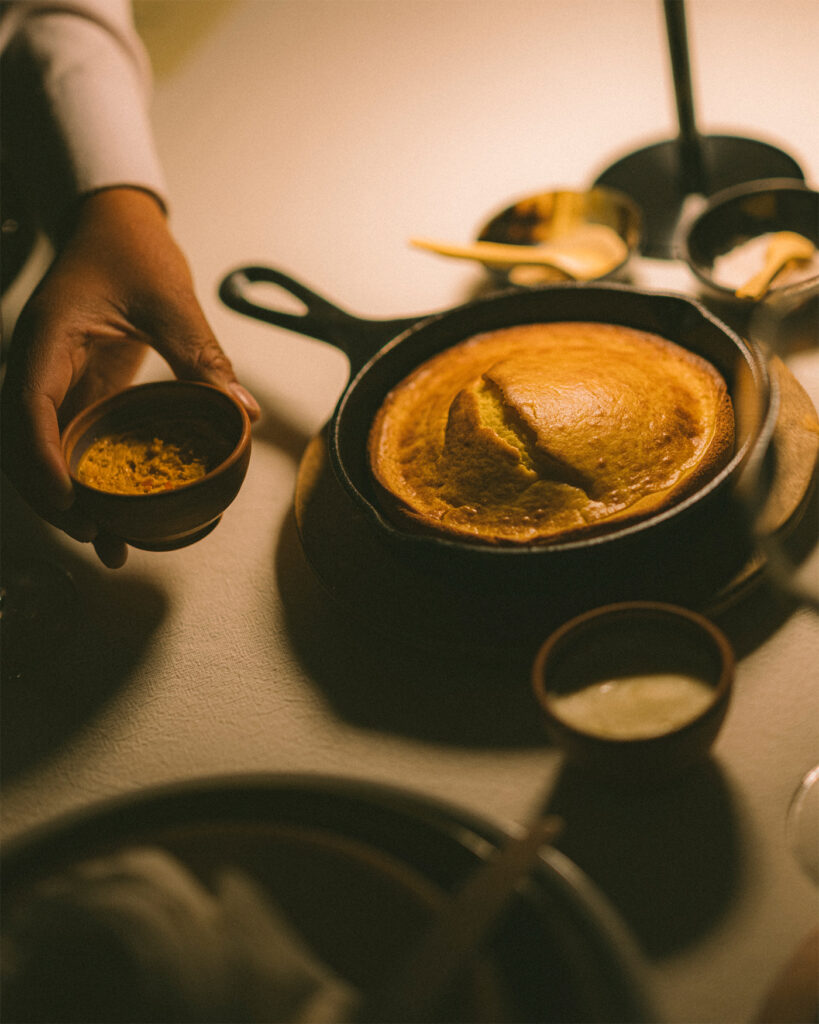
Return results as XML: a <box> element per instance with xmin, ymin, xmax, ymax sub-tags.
<box><xmin>410</xmin><ymin>224</ymin><xmax>628</xmax><ymax>281</ymax></box>
<box><xmin>356</xmin><ymin>816</ymin><xmax>563</xmax><ymax>1023</ymax></box>
<box><xmin>734</xmin><ymin>230</ymin><xmax>816</xmax><ymax>300</ymax></box>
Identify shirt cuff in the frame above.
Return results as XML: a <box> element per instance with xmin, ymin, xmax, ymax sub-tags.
<box><xmin>2</xmin><ymin>2</ymin><xmax>168</xmax><ymax>234</ymax></box>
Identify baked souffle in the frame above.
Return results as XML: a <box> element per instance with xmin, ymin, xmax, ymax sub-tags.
<box><xmin>367</xmin><ymin>322</ymin><xmax>734</xmax><ymax>545</ymax></box>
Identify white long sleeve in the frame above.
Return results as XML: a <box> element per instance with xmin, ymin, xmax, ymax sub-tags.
<box><xmin>1</xmin><ymin>0</ymin><xmax>168</xmax><ymax>236</ymax></box>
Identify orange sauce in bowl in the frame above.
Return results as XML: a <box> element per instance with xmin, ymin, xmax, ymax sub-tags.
<box><xmin>77</xmin><ymin>419</ymin><xmax>228</xmax><ymax>495</ymax></box>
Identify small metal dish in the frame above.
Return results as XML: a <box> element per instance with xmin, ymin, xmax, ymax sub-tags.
<box><xmin>476</xmin><ymin>186</ymin><xmax>642</xmax><ymax>287</ymax></box>
<box><xmin>532</xmin><ymin>602</ymin><xmax>734</xmax><ymax>783</ymax></box>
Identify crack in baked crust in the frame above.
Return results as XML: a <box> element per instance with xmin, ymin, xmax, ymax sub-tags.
<box><xmin>472</xmin><ymin>375</ymin><xmax>598</xmax><ymax>496</ymax></box>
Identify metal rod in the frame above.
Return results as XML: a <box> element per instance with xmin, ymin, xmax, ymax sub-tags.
<box><xmin>663</xmin><ymin>0</ymin><xmax>706</xmax><ymax>192</ymax></box>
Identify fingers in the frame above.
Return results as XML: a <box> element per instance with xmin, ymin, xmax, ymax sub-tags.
<box><xmin>1</xmin><ymin>404</ymin><xmax>97</xmax><ymax>546</ymax></box>
<box><xmin>2</xmin><ymin>390</ymin><xmax>127</xmax><ymax>564</ymax></box>
<box><xmin>2</xmin><ymin>276</ymin><xmax>123</xmax><ymax>562</ymax></box>
<box><xmin>154</xmin><ymin>322</ymin><xmax>262</xmax><ymax>422</ymax></box>
<box><xmin>93</xmin><ymin>532</ymin><xmax>128</xmax><ymax>569</ymax></box>
<box><xmin>2</xmin><ymin>389</ymin><xmax>74</xmax><ymax>514</ymax></box>
<box><xmin>1</xmin><ymin>290</ymin><xmax>93</xmax><ymax>536</ymax></box>
<box><xmin>73</xmin><ymin>191</ymin><xmax>261</xmax><ymax>423</ymax></box>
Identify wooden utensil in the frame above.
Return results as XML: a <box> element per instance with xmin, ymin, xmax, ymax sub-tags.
<box><xmin>356</xmin><ymin>815</ymin><xmax>563</xmax><ymax>1023</ymax></box>
<box><xmin>734</xmin><ymin>231</ymin><xmax>816</xmax><ymax>300</ymax></box>
<box><xmin>410</xmin><ymin>224</ymin><xmax>628</xmax><ymax>280</ymax></box>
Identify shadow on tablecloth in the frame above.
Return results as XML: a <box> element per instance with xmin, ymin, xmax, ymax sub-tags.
<box><xmin>544</xmin><ymin>759</ymin><xmax>740</xmax><ymax>958</ymax></box>
<box><xmin>1</xmin><ymin>481</ymin><xmax>167</xmax><ymax>782</ymax></box>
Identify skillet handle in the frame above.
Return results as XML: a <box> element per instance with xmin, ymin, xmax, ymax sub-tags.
<box><xmin>219</xmin><ymin>265</ymin><xmax>418</xmax><ymax>374</ymax></box>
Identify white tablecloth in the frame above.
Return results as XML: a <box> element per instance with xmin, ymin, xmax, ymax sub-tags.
<box><xmin>3</xmin><ymin>3</ymin><xmax>818</xmax><ymax>1022</ymax></box>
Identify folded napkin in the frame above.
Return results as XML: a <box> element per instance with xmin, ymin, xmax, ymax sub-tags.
<box><xmin>1</xmin><ymin>846</ymin><xmax>360</xmax><ymax>1023</ymax></box>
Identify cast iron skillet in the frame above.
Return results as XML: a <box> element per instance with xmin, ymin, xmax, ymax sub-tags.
<box><xmin>219</xmin><ymin>267</ymin><xmax>770</xmax><ymax>615</ymax></box>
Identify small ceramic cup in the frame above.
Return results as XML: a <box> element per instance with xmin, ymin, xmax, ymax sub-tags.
<box><xmin>531</xmin><ymin>602</ymin><xmax>734</xmax><ymax>783</ymax></box>
<box><xmin>61</xmin><ymin>380</ymin><xmax>251</xmax><ymax>551</ymax></box>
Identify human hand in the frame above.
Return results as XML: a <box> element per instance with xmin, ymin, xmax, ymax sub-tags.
<box><xmin>1</xmin><ymin>187</ymin><xmax>261</xmax><ymax>568</ymax></box>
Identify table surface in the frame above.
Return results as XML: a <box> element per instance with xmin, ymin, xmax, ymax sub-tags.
<box><xmin>2</xmin><ymin>3</ymin><xmax>818</xmax><ymax>1022</ymax></box>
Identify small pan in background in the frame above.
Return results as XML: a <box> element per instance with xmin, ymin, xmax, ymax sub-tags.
<box><xmin>476</xmin><ymin>186</ymin><xmax>642</xmax><ymax>287</ymax></box>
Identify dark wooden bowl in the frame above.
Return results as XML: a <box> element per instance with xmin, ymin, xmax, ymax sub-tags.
<box><xmin>531</xmin><ymin>602</ymin><xmax>734</xmax><ymax>784</ymax></box>
<box><xmin>61</xmin><ymin>381</ymin><xmax>251</xmax><ymax>551</ymax></box>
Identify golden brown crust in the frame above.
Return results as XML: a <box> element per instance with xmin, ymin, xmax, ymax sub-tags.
<box><xmin>368</xmin><ymin>322</ymin><xmax>735</xmax><ymax>546</ymax></box>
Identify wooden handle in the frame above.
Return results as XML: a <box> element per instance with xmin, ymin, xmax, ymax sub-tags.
<box><xmin>357</xmin><ymin>816</ymin><xmax>563</xmax><ymax>1023</ymax></box>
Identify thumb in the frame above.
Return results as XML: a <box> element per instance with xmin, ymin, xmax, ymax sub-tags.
<box><xmin>156</xmin><ymin>319</ymin><xmax>261</xmax><ymax>423</ymax></box>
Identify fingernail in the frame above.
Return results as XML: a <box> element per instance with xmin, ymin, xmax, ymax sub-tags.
<box><xmin>228</xmin><ymin>382</ymin><xmax>261</xmax><ymax>421</ymax></box>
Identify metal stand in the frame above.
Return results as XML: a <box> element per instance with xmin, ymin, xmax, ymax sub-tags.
<box><xmin>594</xmin><ymin>0</ymin><xmax>803</xmax><ymax>258</ymax></box>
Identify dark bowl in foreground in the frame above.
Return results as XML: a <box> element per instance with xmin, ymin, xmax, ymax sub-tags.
<box><xmin>61</xmin><ymin>381</ymin><xmax>251</xmax><ymax>551</ymax></box>
<box><xmin>1</xmin><ymin>774</ymin><xmax>653</xmax><ymax>1023</ymax></box>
